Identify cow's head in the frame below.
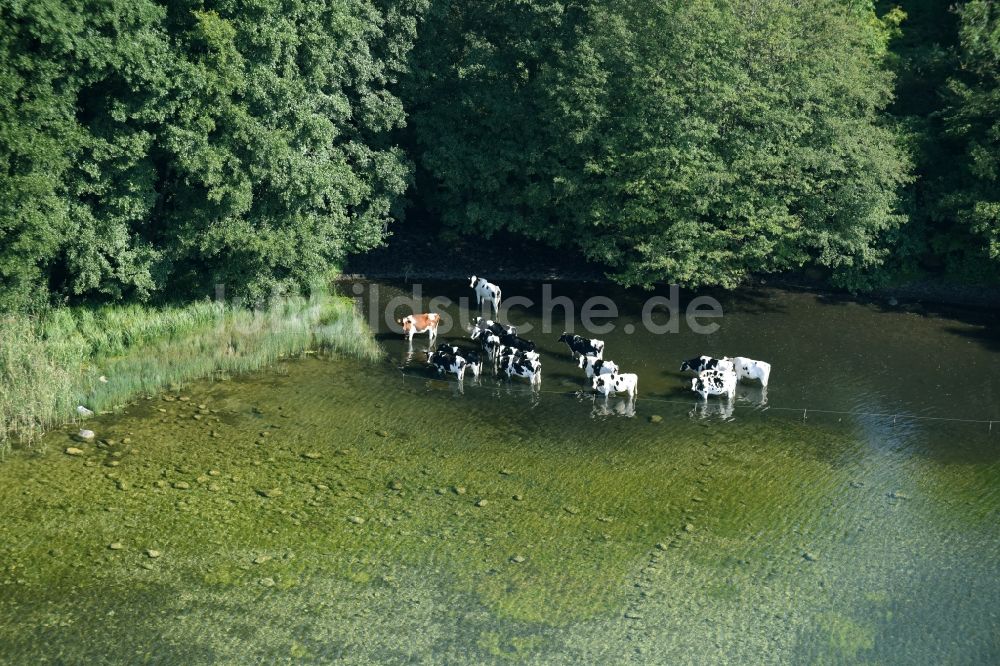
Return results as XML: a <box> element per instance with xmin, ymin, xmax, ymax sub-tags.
<box><xmin>400</xmin><ymin>316</ymin><xmax>413</xmax><ymax>334</ymax></box>
<box><xmin>558</xmin><ymin>332</ymin><xmax>572</xmax><ymax>344</ymax></box>
<box><xmin>577</xmin><ymin>355</ymin><xmax>587</xmax><ymax>369</ymax></box>
<box><xmin>593</xmin><ymin>375</ymin><xmax>606</xmax><ymax>391</ymax></box>
<box><xmin>469</xmin><ymin>275</ymin><xmax>478</xmax><ymax>287</ymax></box>
<box><xmin>680</xmin><ymin>360</ymin><xmax>692</xmax><ymax>372</ymax></box>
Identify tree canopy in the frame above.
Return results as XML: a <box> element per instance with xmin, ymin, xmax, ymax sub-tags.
<box><xmin>1</xmin><ymin>0</ymin><xmax>997</xmax><ymax>311</ymax></box>
<box><xmin>0</xmin><ymin>0</ymin><xmax>424</xmax><ymax>310</ymax></box>
<box><xmin>942</xmin><ymin>0</ymin><xmax>1000</xmax><ymax>264</ymax></box>
<box><xmin>407</xmin><ymin>0</ymin><xmax>912</xmax><ymax>289</ymax></box>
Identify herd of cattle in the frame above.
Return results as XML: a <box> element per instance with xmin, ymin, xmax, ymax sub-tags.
<box><xmin>398</xmin><ymin>276</ymin><xmax>772</xmax><ymax>401</ymax></box>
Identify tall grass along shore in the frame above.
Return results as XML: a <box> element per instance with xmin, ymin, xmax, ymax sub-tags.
<box><xmin>0</xmin><ymin>290</ymin><xmax>381</xmax><ymax>454</ymax></box>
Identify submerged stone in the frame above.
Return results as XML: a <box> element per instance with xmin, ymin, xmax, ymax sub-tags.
<box><xmin>388</xmin><ymin>480</ymin><xmax>402</xmax><ymax>490</ymax></box>
<box><xmin>803</xmin><ymin>552</ymin><xmax>818</xmax><ymax>562</ymax></box>
<box><xmin>303</xmin><ymin>452</ymin><xmax>322</xmax><ymax>460</ymax></box>
<box><xmin>649</xmin><ymin>415</ymin><xmax>663</xmax><ymax>424</ymax></box>
<box><xmin>76</xmin><ymin>430</ymin><xmax>96</xmax><ymax>442</ymax></box>
<box><xmin>348</xmin><ymin>516</ymin><xmax>365</xmax><ymax>525</ymax></box>
<box><xmin>146</xmin><ymin>549</ymin><xmax>161</xmax><ymax>559</ymax></box>
<box><xmin>510</xmin><ymin>555</ymin><xmax>526</xmax><ymax>563</ymax></box>
<box><xmin>173</xmin><ymin>481</ymin><xmax>191</xmax><ymax>490</ymax></box>
<box><xmin>108</xmin><ymin>542</ymin><xmax>124</xmax><ymax>551</ymax></box>
<box><xmin>257</xmin><ymin>488</ymin><xmax>282</xmax><ymax>498</ymax></box>
<box><xmin>475</xmin><ymin>499</ymin><xmax>488</xmax><ymax>507</ymax></box>
<box><xmin>65</xmin><ymin>447</ymin><xmax>85</xmax><ymax>456</ymax></box>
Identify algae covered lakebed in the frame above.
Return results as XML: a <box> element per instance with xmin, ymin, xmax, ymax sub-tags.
<box><xmin>0</xmin><ymin>283</ymin><xmax>997</xmax><ymax>664</ymax></box>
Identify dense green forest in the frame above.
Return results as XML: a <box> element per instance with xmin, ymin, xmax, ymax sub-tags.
<box><xmin>1</xmin><ymin>0</ymin><xmax>997</xmax><ymax>310</ymax></box>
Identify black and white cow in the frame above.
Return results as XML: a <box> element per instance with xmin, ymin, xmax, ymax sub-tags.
<box><xmin>679</xmin><ymin>355</ymin><xmax>734</xmax><ymax>374</ymax></box>
<box><xmin>471</xmin><ymin>317</ymin><xmax>514</xmax><ymax>338</ymax></box>
<box><xmin>435</xmin><ymin>344</ymin><xmax>484</xmax><ymax>378</ymax></box>
<box><xmin>577</xmin><ymin>354</ymin><xmax>619</xmax><ymax>379</ymax></box>
<box><xmin>691</xmin><ymin>370</ymin><xmax>737</xmax><ymax>400</ymax></box>
<box><xmin>470</xmin><ymin>277</ymin><xmax>502</xmax><ymax>316</ymax></box>
<box><xmin>592</xmin><ymin>372</ymin><xmax>638</xmax><ymax>398</ymax></box>
<box><xmin>732</xmin><ymin>356</ymin><xmax>771</xmax><ymax>387</ymax></box>
<box><xmin>428</xmin><ymin>350</ymin><xmax>467</xmax><ymax>381</ymax></box>
<box><xmin>496</xmin><ymin>346</ymin><xmax>539</xmax><ymax>370</ymax></box>
<box><xmin>477</xmin><ymin>332</ymin><xmax>502</xmax><ymax>362</ymax></box>
<box><xmin>558</xmin><ymin>332</ymin><xmax>604</xmax><ymax>359</ymax></box>
<box><xmin>498</xmin><ymin>331</ymin><xmax>535</xmax><ymax>353</ymax></box>
<box><xmin>500</xmin><ymin>355</ymin><xmax>542</xmax><ymax>385</ymax></box>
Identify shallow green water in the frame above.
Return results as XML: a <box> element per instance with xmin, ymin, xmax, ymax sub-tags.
<box><xmin>1</xmin><ymin>282</ymin><xmax>997</xmax><ymax>664</ymax></box>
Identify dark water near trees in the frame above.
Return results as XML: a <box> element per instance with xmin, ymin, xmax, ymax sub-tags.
<box><xmin>1</xmin><ymin>281</ymin><xmax>997</xmax><ymax>663</ymax></box>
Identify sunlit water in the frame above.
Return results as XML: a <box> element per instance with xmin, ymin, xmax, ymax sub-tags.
<box><xmin>0</xmin><ymin>282</ymin><xmax>997</xmax><ymax>664</ymax></box>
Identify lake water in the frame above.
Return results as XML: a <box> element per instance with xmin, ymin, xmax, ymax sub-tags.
<box><xmin>0</xmin><ymin>281</ymin><xmax>997</xmax><ymax>663</ymax></box>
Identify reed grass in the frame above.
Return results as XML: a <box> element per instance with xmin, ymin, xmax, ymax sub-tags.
<box><xmin>0</xmin><ymin>290</ymin><xmax>380</xmax><ymax>453</ymax></box>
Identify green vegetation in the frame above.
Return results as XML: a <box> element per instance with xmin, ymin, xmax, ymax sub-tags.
<box><xmin>0</xmin><ymin>0</ymin><xmax>424</xmax><ymax>310</ymax></box>
<box><xmin>879</xmin><ymin>0</ymin><xmax>999</xmax><ymax>282</ymax></box>
<box><xmin>407</xmin><ymin>0</ymin><xmax>912</xmax><ymax>289</ymax></box>
<box><xmin>0</xmin><ymin>291</ymin><xmax>380</xmax><ymax>453</ymax></box>
<box><xmin>1</xmin><ymin>1</ymin><xmax>997</xmax><ymax>306</ymax></box>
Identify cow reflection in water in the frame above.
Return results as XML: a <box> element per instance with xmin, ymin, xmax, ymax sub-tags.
<box><xmin>489</xmin><ymin>381</ymin><xmax>542</xmax><ymax>407</ymax></box>
<box><xmin>689</xmin><ymin>399</ymin><xmax>734</xmax><ymax>420</ymax></box>
<box><xmin>400</xmin><ymin>338</ymin><xmax>435</xmax><ymax>369</ymax></box>
<box><xmin>689</xmin><ymin>384</ymin><xmax>767</xmax><ymax>421</ymax></box>
<box><xmin>736</xmin><ymin>383</ymin><xmax>768</xmax><ymax>408</ymax></box>
<box><xmin>591</xmin><ymin>396</ymin><xmax>636</xmax><ymax>419</ymax></box>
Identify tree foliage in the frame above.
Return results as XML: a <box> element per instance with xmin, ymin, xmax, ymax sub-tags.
<box><xmin>407</xmin><ymin>0</ymin><xmax>911</xmax><ymax>288</ymax></box>
<box><xmin>2</xmin><ymin>0</ymin><xmax>996</xmax><ymax>310</ymax></box>
<box><xmin>942</xmin><ymin>0</ymin><xmax>1000</xmax><ymax>264</ymax></box>
<box><xmin>0</xmin><ymin>0</ymin><xmax>424</xmax><ymax>310</ymax></box>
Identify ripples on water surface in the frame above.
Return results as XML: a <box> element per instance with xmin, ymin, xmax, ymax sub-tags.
<box><xmin>0</xmin><ymin>282</ymin><xmax>996</xmax><ymax>663</ymax></box>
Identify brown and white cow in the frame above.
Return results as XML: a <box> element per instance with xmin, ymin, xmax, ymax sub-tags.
<box><xmin>399</xmin><ymin>313</ymin><xmax>441</xmax><ymax>342</ymax></box>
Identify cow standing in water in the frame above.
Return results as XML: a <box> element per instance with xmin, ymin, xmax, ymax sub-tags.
<box><xmin>593</xmin><ymin>372</ymin><xmax>638</xmax><ymax>399</ymax></box>
<box><xmin>732</xmin><ymin>356</ymin><xmax>771</xmax><ymax>387</ymax></box>
<box><xmin>578</xmin><ymin>355</ymin><xmax>619</xmax><ymax>379</ymax></box>
<box><xmin>399</xmin><ymin>313</ymin><xmax>441</xmax><ymax>343</ymax></box>
<box><xmin>470</xmin><ymin>276</ymin><xmax>502</xmax><ymax>316</ymax></box>
<box><xmin>680</xmin><ymin>355</ymin><xmax>735</xmax><ymax>374</ymax></box>
<box><xmin>558</xmin><ymin>332</ymin><xmax>605</xmax><ymax>359</ymax></box>
<box><xmin>691</xmin><ymin>370</ymin><xmax>737</xmax><ymax>400</ymax></box>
